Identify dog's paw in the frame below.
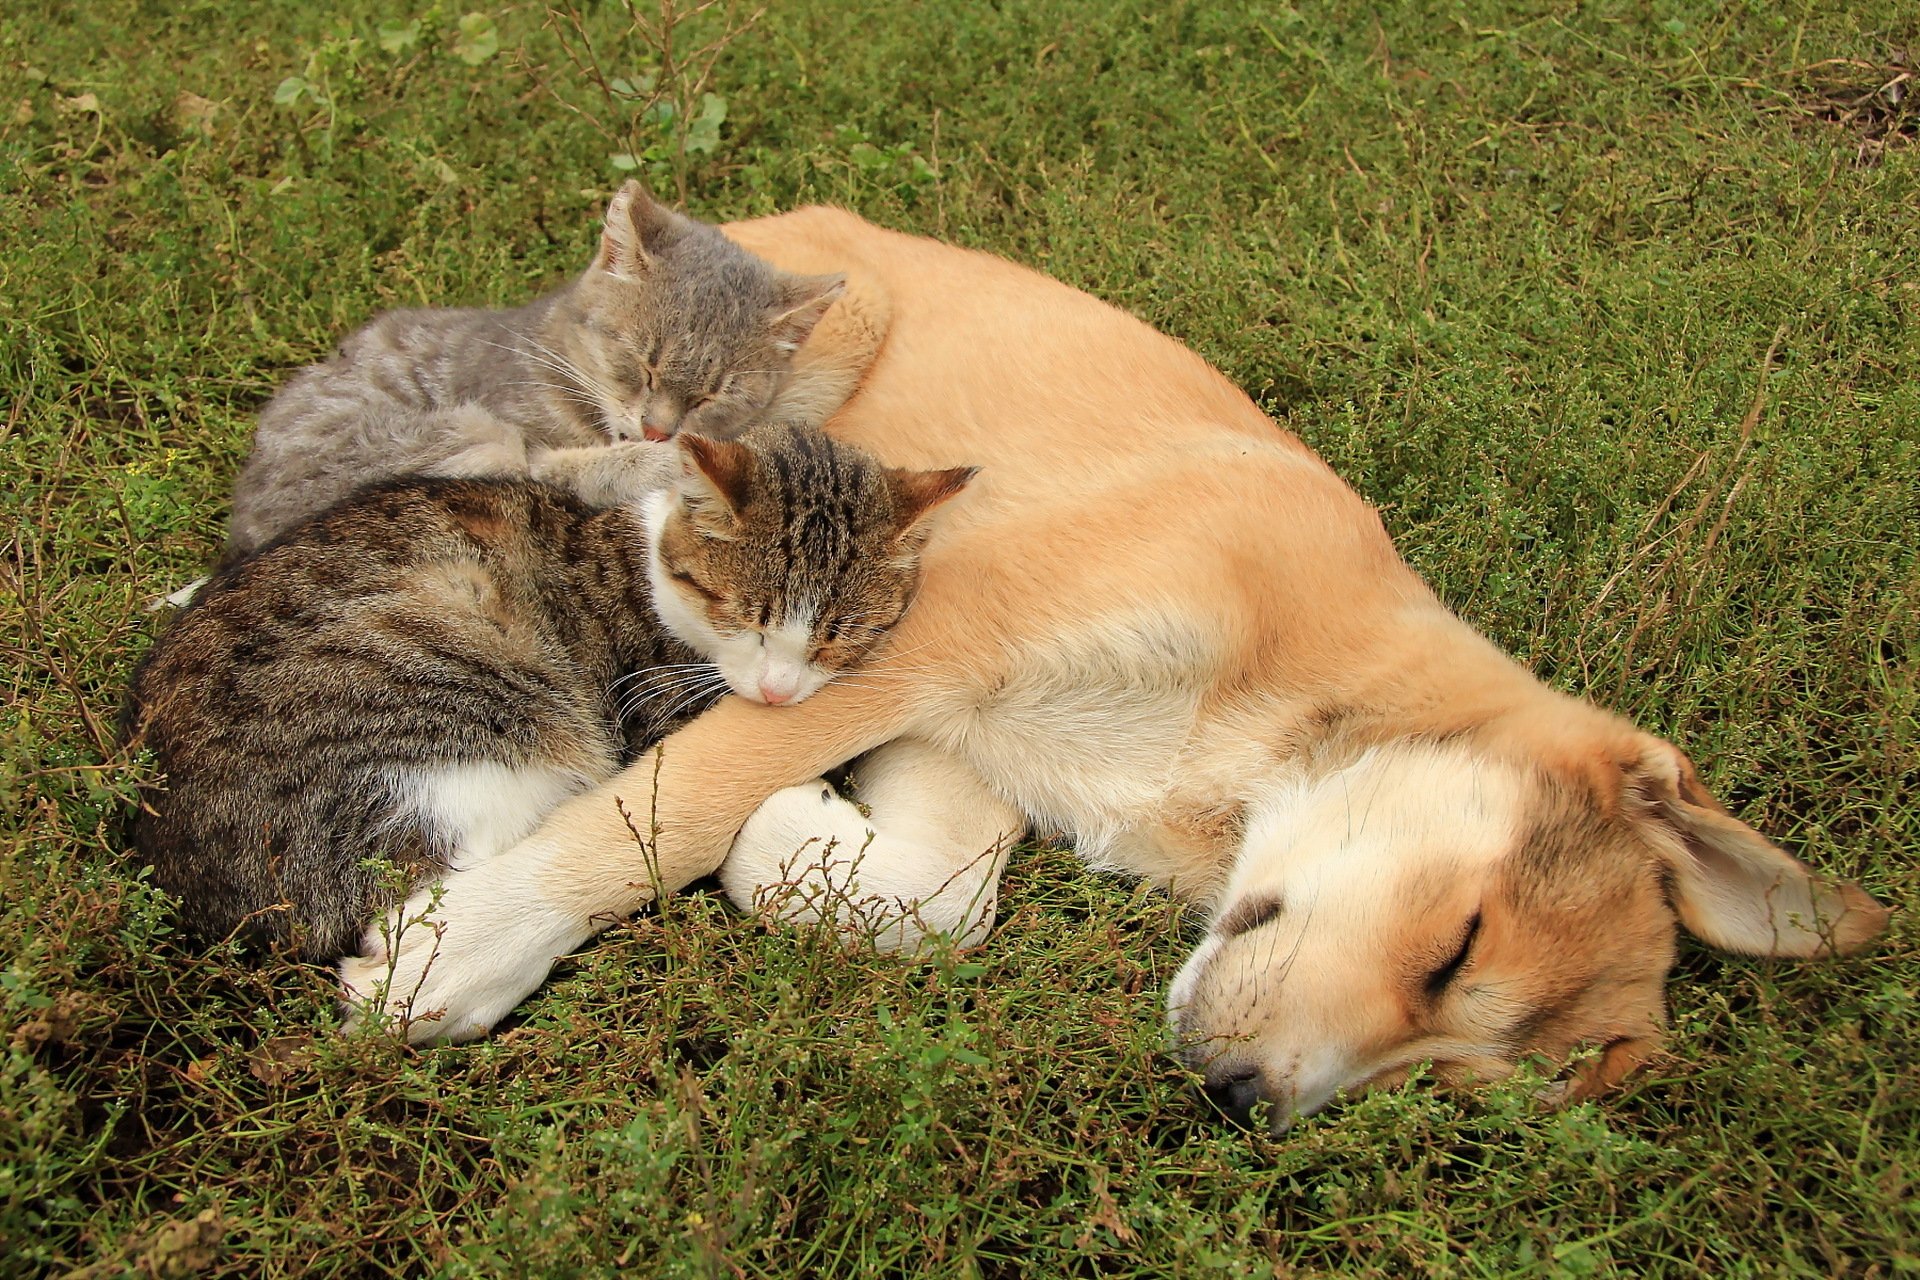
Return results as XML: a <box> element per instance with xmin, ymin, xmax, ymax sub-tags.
<box><xmin>338</xmin><ymin>868</ymin><xmax>580</xmax><ymax>1045</ymax></box>
<box><xmin>730</xmin><ymin>780</ymin><xmax>877</xmax><ymax>871</ymax></box>
<box><xmin>722</xmin><ymin>781</ymin><xmax>998</xmax><ymax>952</ymax></box>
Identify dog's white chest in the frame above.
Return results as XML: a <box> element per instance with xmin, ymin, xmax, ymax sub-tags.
<box><xmin>932</xmin><ymin>612</ymin><xmax>1232</xmax><ymax>864</ymax></box>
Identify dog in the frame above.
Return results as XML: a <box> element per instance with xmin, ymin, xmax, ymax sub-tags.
<box><xmin>341</xmin><ymin>206</ymin><xmax>1889</xmax><ymax>1133</ymax></box>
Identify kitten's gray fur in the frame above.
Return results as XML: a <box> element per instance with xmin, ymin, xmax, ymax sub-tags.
<box><xmin>127</xmin><ymin>427</ymin><xmax>974</xmax><ymax>962</ymax></box>
<box><xmin>224</xmin><ymin>182</ymin><xmax>846</xmax><ymax>556</ymax></box>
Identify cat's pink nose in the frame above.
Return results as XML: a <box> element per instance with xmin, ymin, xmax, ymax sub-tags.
<box><xmin>643</xmin><ymin>425</ymin><xmax>673</xmax><ymax>442</ymax></box>
<box><xmin>758</xmin><ymin>682</ymin><xmax>793</xmax><ymax>705</ymax></box>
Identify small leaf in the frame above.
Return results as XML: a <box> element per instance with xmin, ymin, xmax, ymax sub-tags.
<box><xmin>378</xmin><ymin>18</ymin><xmax>423</xmax><ymax>55</ymax></box>
<box><xmin>272</xmin><ymin>76</ymin><xmax>308</xmax><ymax>106</ymax></box>
<box><xmin>1661</xmin><ymin>17</ymin><xmax>1687</xmax><ymax>34</ymax></box>
<box><xmin>453</xmin><ymin>13</ymin><xmax>499</xmax><ymax>66</ymax></box>
<box><xmin>1553</xmin><ymin>1242</ymin><xmax>1600</xmax><ymax>1276</ymax></box>
<box><xmin>609</xmin><ymin>152</ymin><xmax>641</xmax><ymax>171</ymax></box>
<box><xmin>609</xmin><ymin>71</ymin><xmax>658</xmax><ymax>100</ymax></box>
<box><xmin>684</xmin><ymin>92</ymin><xmax>727</xmax><ymax>154</ymax></box>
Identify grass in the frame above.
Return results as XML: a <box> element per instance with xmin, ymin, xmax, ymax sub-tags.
<box><xmin>3</xmin><ymin>0</ymin><xmax>1917</xmax><ymax>1274</ymax></box>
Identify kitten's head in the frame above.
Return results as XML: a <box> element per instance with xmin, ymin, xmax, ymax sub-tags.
<box><xmin>563</xmin><ymin>182</ymin><xmax>844</xmax><ymax>443</ymax></box>
<box><xmin>645</xmin><ymin>425</ymin><xmax>974</xmax><ymax>705</ymax></box>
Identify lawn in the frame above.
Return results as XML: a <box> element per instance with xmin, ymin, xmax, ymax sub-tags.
<box><xmin>2</xmin><ymin>0</ymin><xmax>1916</xmax><ymax>1275</ymax></box>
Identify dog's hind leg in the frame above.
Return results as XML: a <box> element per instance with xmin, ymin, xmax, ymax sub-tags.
<box><xmin>721</xmin><ymin>738</ymin><xmax>1026</xmax><ymax>952</ymax></box>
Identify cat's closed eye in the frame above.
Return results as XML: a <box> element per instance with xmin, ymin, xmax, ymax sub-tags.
<box><xmin>668</xmin><ymin>568</ymin><xmax>720</xmax><ymax>602</ymax></box>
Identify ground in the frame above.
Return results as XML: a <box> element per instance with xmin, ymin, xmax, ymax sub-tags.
<box><xmin>2</xmin><ymin>1</ymin><xmax>1916</xmax><ymax>1275</ymax></box>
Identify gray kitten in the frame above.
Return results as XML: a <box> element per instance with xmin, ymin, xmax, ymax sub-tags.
<box><xmin>127</xmin><ymin>426</ymin><xmax>974</xmax><ymax>963</ymax></box>
<box><xmin>224</xmin><ymin>182</ymin><xmax>848</xmax><ymax>556</ymax></box>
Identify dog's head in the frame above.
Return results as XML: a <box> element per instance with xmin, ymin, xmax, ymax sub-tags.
<box><xmin>1167</xmin><ymin>726</ymin><xmax>1890</xmax><ymax>1134</ymax></box>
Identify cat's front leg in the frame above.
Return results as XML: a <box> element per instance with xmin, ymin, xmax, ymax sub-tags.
<box><xmin>528</xmin><ymin>440</ymin><xmax>679</xmax><ymax>507</ymax></box>
<box><xmin>342</xmin><ymin>681</ymin><xmax>919</xmax><ymax>1042</ymax></box>
<box><xmin>339</xmin><ymin>849</ymin><xmax>589</xmax><ymax>1044</ymax></box>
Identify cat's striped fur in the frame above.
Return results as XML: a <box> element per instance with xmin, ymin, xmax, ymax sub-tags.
<box><xmin>127</xmin><ymin>426</ymin><xmax>971</xmax><ymax>964</ymax></box>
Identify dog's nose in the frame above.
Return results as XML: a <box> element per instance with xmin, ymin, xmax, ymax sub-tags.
<box><xmin>1203</xmin><ymin>1064</ymin><xmax>1265</xmax><ymax>1129</ymax></box>
<box><xmin>1203</xmin><ymin>1063</ymin><xmax>1297</xmax><ymax>1136</ymax></box>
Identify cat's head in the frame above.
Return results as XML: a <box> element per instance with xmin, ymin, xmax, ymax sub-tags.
<box><xmin>561</xmin><ymin>182</ymin><xmax>844</xmax><ymax>443</ymax></box>
<box><xmin>644</xmin><ymin>425</ymin><xmax>974</xmax><ymax>705</ymax></box>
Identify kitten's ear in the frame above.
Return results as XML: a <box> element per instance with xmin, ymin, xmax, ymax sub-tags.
<box><xmin>675</xmin><ymin>432</ymin><xmax>756</xmax><ymax>527</ymax></box>
<box><xmin>1624</xmin><ymin>738</ymin><xmax>1890</xmax><ymax>957</ymax></box>
<box><xmin>597</xmin><ymin>181</ymin><xmax>681</xmax><ymax>279</ymax></box>
<box><xmin>767</xmin><ymin>273</ymin><xmax>847</xmax><ymax>352</ymax></box>
<box><xmin>885</xmin><ymin>465</ymin><xmax>976</xmax><ymax>546</ymax></box>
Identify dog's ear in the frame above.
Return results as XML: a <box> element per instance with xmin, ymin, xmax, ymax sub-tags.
<box><xmin>1624</xmin><ymin>738</ymin><xmax>1889</xmax><ymax>957</ymax></box>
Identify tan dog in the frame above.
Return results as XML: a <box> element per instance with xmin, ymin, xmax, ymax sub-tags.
<box><xmin>341</xmin><ymin>208</ymin><xmax>1889</xmax><ymax>1132</ymax></box>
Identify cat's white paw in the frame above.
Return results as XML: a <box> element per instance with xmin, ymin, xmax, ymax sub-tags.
<box><xmin>338</xmin><ymin>864</ymin><xmax>583</xmax><ymax>1045</ymax></box>
<box><xmin>723</xmin><ymin>781</ymin><xmax>998</xmax><ymax>952</ymax></box>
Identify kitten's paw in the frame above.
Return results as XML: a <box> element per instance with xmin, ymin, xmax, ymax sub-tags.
<box><xmin>723</xmin><ymin>781</ymin><xmax>998</xmax><ymax>952</ymax></box>
<box><xmin>528</xmin><ymin>441</ymin><xmax>678</xmax><ymax>505</ymax></box>
<box><xmin>338</xmin><ymin>866</ymin><xmax>582</xmax><ymax>1045</ymax></box>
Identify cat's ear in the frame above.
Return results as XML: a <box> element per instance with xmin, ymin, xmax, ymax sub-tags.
<box><xmin>597</xmin><ymin>181</ymin><xmax>681</xmax><ymax>279</ymax></box>
<box><xmin>675</xmin><ymin>432</ymin><xmax>756</xmax><ymax>528</ymax></box>
<box><xmin>767</xmin><ymin>273</ymin><xmax>847</xmax><ymax>352</ymax></box>
<box><xmin>885</xmin><ymin>465</ymin><xmax>976</xmax><ymax>548</ymax></box>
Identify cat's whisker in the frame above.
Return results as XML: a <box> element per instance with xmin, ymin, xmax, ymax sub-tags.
<box><xmin>618</xmin><ymin>669</ymin><xmax>729</xmax><ymax>708</ymax></box>
<box><xmin>611</xmin><ymin>662</ymin><xmax>717</xmax><ymax>693</ymax></box>
<box><xmin>485</xmin><ymin>332</ymin><xmax>586</xmax><ymax>375</ymax></box>
<box><xmin>652</xmin><ymin>682</ymin><xmax>731</xmax><ymax>726</ymax></box>
<box><xmin>619</xmin><ymin>673</ymin><xmax>729</xmax><ymax>713</ymax></box>
<box><xmin>616</xmin><ymin>660</ymin><xmax>723</xmax><ymax>686</ymax></box>
<box><xmin>514</xmin><ymin>335</ymin><xmax>609</xmax><ymax>392</ymax></box>
<box><xmin>499</xmin><ymin>379</ymin><xmax>600</xmax><ymax>403</ymax></box>
<box><xmin>868</xmin><ymin>638</ymin><xmax>942</xmax><ymax>665</ymax></box>
<box><xmin>621</xmin><ymin>684</ymin><xmax>726</xmax><ymax>719</ymax></box>
<box><xmin>476</xmin><ymin>338</ymin><xmax>602</xmax><ymax>393</ymax></box>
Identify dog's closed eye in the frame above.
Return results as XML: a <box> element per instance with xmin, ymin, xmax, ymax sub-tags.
<box><xmin>1216</xmin><ymin>895</ymin><xmax>1284</xmax><ymax>939</ymax></box>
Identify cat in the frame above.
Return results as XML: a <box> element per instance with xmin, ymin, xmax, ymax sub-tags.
<box><xmin>125</xmin><ymin>424</ymin><xmax>973</xmax><ymax>968</ymax></box>
<box><xmin>222</xmin><ymin>181</ymin><xmax>857</xmax><ymax>558</ymax></box>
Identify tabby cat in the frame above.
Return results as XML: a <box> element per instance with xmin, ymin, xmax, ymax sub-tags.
<box><xmin>224</xmin><ymin>181</ymin><xmax>851</xmax><ymax>555</ymax></box>
<box><xmin>127</xmin><ymin>426</ymin><xmax>973</xmax><ymax>963</ymax></box>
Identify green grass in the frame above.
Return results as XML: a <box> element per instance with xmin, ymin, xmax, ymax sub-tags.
<box><xmin>3</xmin><ymin>0</ymin><xmax>1917</xmax><ymax>1274</ymax></box>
